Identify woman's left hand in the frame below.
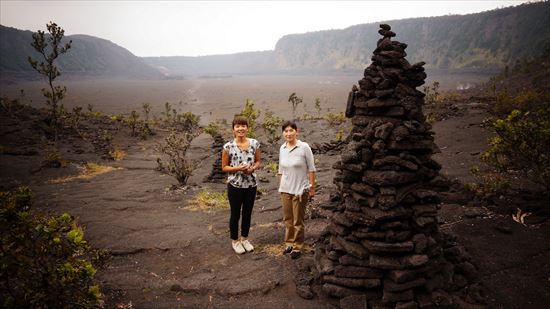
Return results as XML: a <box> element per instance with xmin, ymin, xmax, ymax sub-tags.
<box><xmin>309</xmin><ymin>187</ymin><xmax>315</xmax><ymax>200</ymax></box>
<box><xmin>244</xmin><ymin>166</ymin><xmax>255</xmax><ymax>174</ymax></box>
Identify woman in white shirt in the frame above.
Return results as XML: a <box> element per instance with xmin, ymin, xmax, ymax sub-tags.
<box><xmin>222</xmin><ymin>116</ymin><xmax>261</xmax><ymax>254</ymax></box>
<box><xmin>278</xmin><ymin>120</ymin><xmax>316</xmax><ymax>259</ymax></box>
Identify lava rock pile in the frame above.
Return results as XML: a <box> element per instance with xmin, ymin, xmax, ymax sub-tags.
<box><xmin>314</xmin><ymin>24</ymin><xmax>481</xmax><ymax>308</ymax></box>
<box><xmin>203</xmin><ymin>134</ymin><xmax>226</xmax><ymax>183</ymax></box>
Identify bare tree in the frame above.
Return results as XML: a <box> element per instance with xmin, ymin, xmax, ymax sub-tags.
<box><xmin>288</xmin><ymin>92</ymin><xmax>303</xmax><ymax>120</ymax></box>
<box><xmin>156</xmin><ymin>131</ymin><xmax>195</xmax><ymax>185</ymax></box>
<box><xmin>28</xmin><ymin>22</ymin><xmax>72</xmax><ymax>139</ymax></box>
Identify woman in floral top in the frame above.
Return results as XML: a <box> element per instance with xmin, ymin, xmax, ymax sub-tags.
<box><xmin>221</xmin><ymin>116</ymin><xmax>261</xmax><ymax>254</ymax></box>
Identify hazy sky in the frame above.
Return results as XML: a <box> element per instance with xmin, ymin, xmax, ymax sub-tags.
<box><xmin>1</xmin><ymin>0</ymin><xmax>530</xmax><ymax>57</ymax></box>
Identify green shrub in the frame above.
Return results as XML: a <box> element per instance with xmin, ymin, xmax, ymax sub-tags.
<box><xmin>42</xmin><ymin>142</ymin><xmax>62</xmax><ymax>168</ymax></box>
<box><xmin>126</xmin><ymin>110</ymin><xmax>140</xmax><ymax>136</ymax></box>
<box><xmin>99</xmin><ymin>130</ymin><xmax>115</xmax><ymax>160</ymax></box>
<box><xmin>142</xmin><ymin>103</ymin><xmax>151</xmax><ymax>123</ymax></box>
<box><xmin>262</xmin><ymin>110</ymin><xmax>283</xmax><ymax>144</ymax></box>
<box><xmin>240</xmin><ymin>99</ymin><xmax>260</xmax><ymax>138</ymax></box>
<box><xmin>204</xmin><ymin>121</ymin><xmax>222</xmax><ymax>138</ymax></box>
<box><xmin>69</xmin><ymin>106</ymin><xmax>83</xmax><ymax>133</ymax></box>
<box><xmin>85</xmin><ymin>104</ymin><xmax>102</xmax><ymax>118</ymax></box>
<box><xmin>162</xmin><ymin>102</ymin><xmax>173</xmax><ymax>124</ymax></box>
<box><xmin>335</xmin><ymin>128</ymin><xmax>345</xmax><ymax>142</ymax></box>
<box><xmin>482</xmin><ymin>107</ymin><xmax>550</xmax><ymax>190</ymax></box>
<box><xmin>493</xmin><ymin>89</ymin><xmax>550</xmax><ymax>115</ymax></box>
<box><xmin>324</xmin><ymin>112</ymin><xmax>346</xmax><ymax>126</ymax></box>
<box><xmin>174</xmin><ymin>111</ymin><xmax>200</xmax><ymax>132</ymax></box>
<box><xmin>0</xmin><ymin>187</ymin><xmax>101</xmax><ymax>308</ymax></box>
<box><xmin>110</xmin><ymin>114</ymin><xmax>125</xmax><ymax>123</ymax></box>
<box><xmin>137</xmin><ymin>122</ymin><xmax>153</xmax><ymax>140</ymax></box>
<box><xmin>314</xmin><ymin>98</ymin><xmax>322</xmax><ymax>119</ymax></box>
<box><xmin>299</xmin><ymin>112</ymin><xmax>314</xmax><ymax>121</ymax></box>
<box><xmin>423</xmin><ymin>81</ymin><xmax>441</xmax><ymax>106</ymax></box>
<box><xmin>265</xmin><ymin>161</ymin><xmax>279</xmax><ymax>176</ymax></box>
<box><xmin>0</xmin><ymin>96</ymin><xmax>25</xmax><ymax>116</ymax></box>
<box><xmin>156</xmin><ymin>131</ymin><xmax>194</xmax><ymax>185</ymax></box>
<box><xmin>425</xmin><ymin>112</ymin><xmax>437</xmax><ymax>124</ymax></box>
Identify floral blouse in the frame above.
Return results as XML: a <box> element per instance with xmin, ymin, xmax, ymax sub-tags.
<box><xmin>223</xmin><ymin>138</ymin><xmax>260</xmax><ymax>188</ymax></box>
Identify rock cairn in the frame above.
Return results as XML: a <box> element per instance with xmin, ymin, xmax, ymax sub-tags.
<box><xmin>314</xmin><ymin>24</ymin><xmax>480</xmax><ymax>308</ymax></box>
<box><xmin>203</xmin><ymin>134</ymin><xmax>226</xmax><ymax>183</ymax></box>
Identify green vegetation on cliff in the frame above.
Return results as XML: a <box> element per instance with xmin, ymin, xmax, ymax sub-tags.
<box><xmin>274</xmin><ymin>2</ymin><xmax>550</xmax><ymax>71</ymax></box>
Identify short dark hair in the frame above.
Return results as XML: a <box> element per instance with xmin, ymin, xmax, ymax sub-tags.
<box><xmin>281</xmin><ymin>120</ymin><xmax>297</xmax><ymax>132</ymax></box>
<box><xmin>232</xmin><ymin>115</ymin><xmax>248</xmax><ymax>128</ymax></box>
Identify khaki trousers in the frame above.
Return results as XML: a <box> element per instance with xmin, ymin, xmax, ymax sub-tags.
<box><xmin>280</xmin><ymin>192</ymin><xmax>308</xmax><ymax>251</ymax></box>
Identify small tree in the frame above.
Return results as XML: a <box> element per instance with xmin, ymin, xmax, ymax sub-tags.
<box><xmin>27</xmin><ymin>22</ymin><xmax>72</xmax><ymax>139</ymax></box>
<box><xmin>314</xmin><ymin>97</ymin><xmax>322</xmax><ymax>119</ymax></box>
<box><xmin>140</xmin><ymin>103</ymin><xmax>153</xmax><ymax>138</ymax></box>
<box><xmin>241</xmin><ymin>99</ymin><xmax>260</xmax><ymax>138</ymax></box>
<box><xmin>142</xmin><ymin>103</ymin><xmax>151</xmax><ymax>123</ymax></box>
<box><xmin>69</xmin><ymin>106</ymin><xmax>83</xmax><ymax>135</ymax></box>
<box><xmin>156</xmin><ymin>131</ymin><xmax>195</xmax><ymax>185</ymax></box>
<box><xmin>422</xmin><ymin>81</ymin><xmax>440</xmax><ymax>106</ymax></box>
<box><xmin>163</xmin><ymin>102</ymin><xmax>172</xmax><ymax>124</ymax></box>
<box><xmin>262</xmin><ymin>110</ymin><xmax>283</xmax><ymax>144</ymax></box>
<box><xmin>288</xmin><ymin>92</ymin><xmax>303</xmax><ymax>120</ymax></box>
<box><xmin>127</xmin><ymin>110</ymin><xmax>139</xmax><ymax>136</ymax></box>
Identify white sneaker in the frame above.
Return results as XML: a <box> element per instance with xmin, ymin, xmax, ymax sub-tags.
<box><xmin>241</xmin><ymin>239</ymin><xmax>254</xmax><ymax>252</ymax></box>
<box><xmin>232</xmin><ymin>241</ymin><xmax>246</xmax><ymax>254</ymax></box>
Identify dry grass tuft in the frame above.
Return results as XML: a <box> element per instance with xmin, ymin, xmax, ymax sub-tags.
<box><xmin>257</xmin><ymin>244</ymin><xmax>286</xmax><ymax>257</ymax></box>
<box><xmin>257</xmin><ymin>243</ymin><xmax>313</xmax><ymax>256</ymax></box>
<box><xmin>186</xmin><ymin>189</ymin><xmax>229</xmax><ymax>211</ymax></box>
<box><xmin>110</xmin><ymin>146</ymin><xmax>126</xmax><ymax>161</ymax></box>
<box><xmin>49</xmin><ymin>162</ymin><xmax>122</xmax><ymax>183</ymax></box>
<box><xmin>255</xmin><ymin>222</ymin><xmax>276</xmax><ymax>228</ymax></box>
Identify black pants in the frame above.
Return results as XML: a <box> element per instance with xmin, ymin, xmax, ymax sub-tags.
<box><xmin>227</xmin><ymin>184</ymin><xmax>257</xmax><ymax>240</ymax></box>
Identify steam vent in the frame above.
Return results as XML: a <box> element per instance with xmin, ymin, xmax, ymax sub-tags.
<box><xmin>314</xmin><ymin>24</ymin><xmax>481</xmax><ymax>308</ymax></box>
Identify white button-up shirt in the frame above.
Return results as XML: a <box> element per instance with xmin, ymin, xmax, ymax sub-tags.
<box><xmin>278</xmin><ymin>140</ymin><xmax>316</xmax><ymax>195</ymax></box>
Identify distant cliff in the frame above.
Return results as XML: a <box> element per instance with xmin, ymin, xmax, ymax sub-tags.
<box><xmin>144</xmin><ymin>1</ymin><xmax>550</xmax><ymax>76</ymax></box>
<box><xmin>0</xmin><ymin>25</ymin><xmax>162</xmax><ymax>79</ymax></box>
<box><xmin>2</xmin><ymin>1</ymin><xmax>549</xmax><ymax>79</ymax></box>
<box><xmin>273</xmin><ymin>1</ymin><xmax>550</xmax><ymax>71</ymax></box>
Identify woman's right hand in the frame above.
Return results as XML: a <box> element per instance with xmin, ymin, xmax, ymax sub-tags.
<box><xmin>237</xmin><ymin>163</ymin><xmax>249</xmax><ymax>172</ymax></box>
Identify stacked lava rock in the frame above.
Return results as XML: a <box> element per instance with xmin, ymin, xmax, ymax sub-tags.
<box><xmin>203</xmin><ymin>134</ymin><xmax>226</xmax><ymax>183</ymax></box>
<box><xmin>311</xmin><ymin>139</ymin><xmax>348</xmax><ymax>155</ymax></box>
<box><xmin>315</xmin><ymin>24</ymin><xmax>477</xmax><ymax>308</ymax></box>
